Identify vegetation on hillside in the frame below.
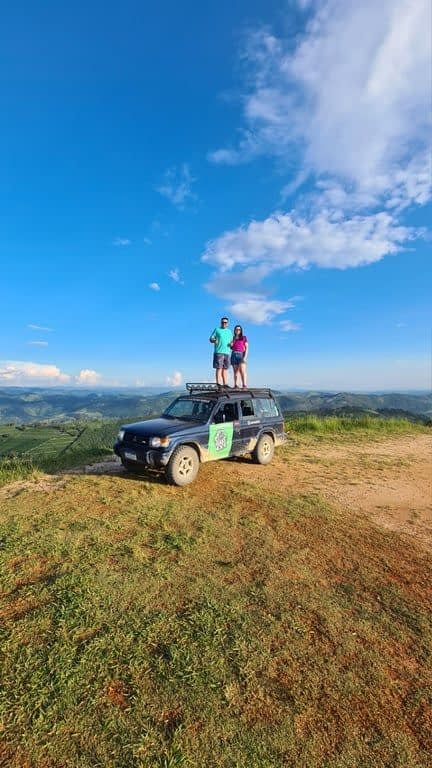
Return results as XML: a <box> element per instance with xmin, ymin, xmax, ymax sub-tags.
<box><xmin>1</xmin><ymin>387</ymin><xmax>431</xmax><ymax>424</ymax></box>
<box><xmin>0</xmin><ymin>415</ymin><xmax>429</xmax><ymax>489</ymax></box>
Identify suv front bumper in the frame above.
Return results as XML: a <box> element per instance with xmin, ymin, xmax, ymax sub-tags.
<box><xmin>113</xmin><ymin>441</ymin><xmax>171</xmax><ymax>468</ymax></box>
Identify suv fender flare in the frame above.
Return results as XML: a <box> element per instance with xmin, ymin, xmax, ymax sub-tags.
<box><xmin>171</xmin><ymin>441</ymin><xmax>203</xmax><ymax>462</ymax></box>
<box><xmin>257</xmin><ymin>427</ymin><xmax>276</xmax><ymax>443</ymax></box>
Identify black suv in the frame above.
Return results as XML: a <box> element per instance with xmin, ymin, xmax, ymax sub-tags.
<box><xmin>113</xmin><ymin>383</ymin><xmax>287</xmax><ymax>486</ymax></box>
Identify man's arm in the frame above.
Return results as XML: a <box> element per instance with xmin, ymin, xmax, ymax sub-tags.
<box><xmin>209</xmin><ymin>329</ymin><xmax>217</xmax><ymax>344</ymax></box>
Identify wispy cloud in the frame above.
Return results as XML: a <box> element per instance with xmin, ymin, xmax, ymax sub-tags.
<box><xmin>113</xmin><ymin>237</ymin><xmax>132</xmax><ymax>246</ymax></box>
<box><xmin>168</xmin><ymin>268</ymin><xmax>184</xmax><ymax>284</ymax></box>
<box><xmin>279</xmin><ymin>319</ymin><xmax>301</xmax><ymax>332</ymax></box>
<box><xmin>225</xmin><ymin>294</ymin><xmax>296</xmax><ymax>324</ymax></box>
<box><xmin>156</xmin><ymin>164</ymin><xmax>197</xmax><ymax>209</ymax></box>
<box><xmin>166</xmin><ymin>371</ymin><xmax>183</xmax><ymax>386</ymax></box>
<box><xmin>27</xmin><ymin>341</ymin><xmax>49</xmax><ymax>347</ymax></box>
<box><xmin>149</xmin><ymin>282</ymin><xmax>160</xmax><ymax>291</ymax></box>
<box><xmin>143</xmin><ymin>237</ymin><xmax>152</xmax><ymax>246</ymax></box>
<box><xmin>204</xmin><ymin>0</ymin><xmax>430</xmax><ymax>325</ymax></box>
<box><xmin>209</xmin><ymin>0</ymin><xmax>431</xmax><ymax>210</ymax></box>
<box><xmin>27</xmin><ymin>324</ymin><xmax>53</xmax><ymax>332</ymax></box>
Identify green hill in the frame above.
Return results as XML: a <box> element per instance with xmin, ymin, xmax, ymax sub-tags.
<box><xmin>0</xmin><ymin>387</ymin><xmax>431</xmax><ymax>424</ymax></box>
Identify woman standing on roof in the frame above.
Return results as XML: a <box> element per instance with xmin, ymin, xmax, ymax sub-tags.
<box><xmin>230</xmin><ymin>325</ymin><xmax>248</xmax><ymax>388</ymax></box>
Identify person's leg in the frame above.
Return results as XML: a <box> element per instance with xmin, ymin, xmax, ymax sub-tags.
<box><xmin>240</xmin><ymin>362</ymin><xmax>247</xmax><ymax>388</ymax></box>
<box><xmin>214</xmin><ymin>353</ymin><xmax>223</xmax><ymax>385</ymax></box>
<box><xmin>232</xmin><ymin>365</ymin><xmax>239</xmax><ymax>387</ymax></box>
<box><xmin>222</xmin><ymin>355</ymin><xmax>229</xmax><ymax>386</ymax></box>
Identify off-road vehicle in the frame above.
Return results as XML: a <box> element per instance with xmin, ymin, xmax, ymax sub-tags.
<box><xmin>113</xmin><ymin>383</ymin><xmax>286</xmax><ymax>486</ymax></box>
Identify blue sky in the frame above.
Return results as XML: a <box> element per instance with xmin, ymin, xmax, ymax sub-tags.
<box><xmin>1</xmin><ymin>0</ymin><xmax>431</xmax><ymax>390</ymax></box>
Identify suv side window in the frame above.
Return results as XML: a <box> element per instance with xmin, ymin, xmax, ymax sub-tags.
<box><xmin>255</xmin><ymin>397</ymin><xmax>279</xmax><ymax>417</ymax></box>
<box><xmin>240</xmin><ymin>399</ymin><xmax>255</xmax><ymax>418</ymax></box>
<box><xmin>213</xmin><ymin>402</ymin><xmax>239</xmax><ymax>423</ymax></box>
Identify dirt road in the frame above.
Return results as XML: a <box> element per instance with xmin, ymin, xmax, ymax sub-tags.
<box><xmin>79</xmin><ymin>433</ymin><xmax>432</xmax><ymax>550</ymax></box>
<box><xmin>3</xmin><ymin>433</ymin><xmax>431</xmax><ymax>551</ymax></box>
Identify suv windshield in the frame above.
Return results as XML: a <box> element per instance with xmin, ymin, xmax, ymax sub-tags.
<box><xmin>162</xmin><ymin>398</ymin><xmax>213</xmax><ymax>422</ymax></box>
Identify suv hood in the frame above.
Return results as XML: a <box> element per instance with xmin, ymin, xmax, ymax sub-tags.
<box><xmin>122</xmin><ymin>417</ymin><xmax>199</xmax><ymax>437</ymax></box>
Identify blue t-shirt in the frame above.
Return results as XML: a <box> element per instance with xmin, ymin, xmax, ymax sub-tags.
<box><xmin>211</xmin><ymin>327</ymin><xmax>233</xmax><ymax>354</ymax></box>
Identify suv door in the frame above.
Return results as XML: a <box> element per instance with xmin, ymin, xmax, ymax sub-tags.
<box><xmin>209</xmin><ymin>401</ymin><xmax>241</xmax><ymax>458</ymax></box>
<box><xmin>238</xmin><ymin>397</ymin><xmax>262</xmax><ymax>452</ymax></box>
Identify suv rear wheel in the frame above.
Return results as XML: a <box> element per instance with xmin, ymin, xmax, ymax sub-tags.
<box><xmin>166</xmin><ymin>445</ymin><xmax>199</xmax><ymax>486</ymax></box>
<box><xmin>252</xmin><ymin>433</ymin><xmax>274</xmax><ymax>465</ymax></box>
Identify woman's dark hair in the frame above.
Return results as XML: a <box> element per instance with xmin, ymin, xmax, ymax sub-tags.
<box><xmin>234</xmin><ymin>325</ymin><xmax>244</xmax><ymax>339</ymax></box>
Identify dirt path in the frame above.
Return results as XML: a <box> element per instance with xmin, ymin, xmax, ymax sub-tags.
<box><xmin>80</xmin><ymin>434</ymin><xmax>432</xmax><ymax>549</ymax></box>
<box><xmin>2</xmin><ymin>434</ymin><xmax>431</xmax><ymax>550</ymax></box>
<box><xmin>220</xmin><ymin>433</ymin><xmax>432</xmax><ymax>551</ymax></box>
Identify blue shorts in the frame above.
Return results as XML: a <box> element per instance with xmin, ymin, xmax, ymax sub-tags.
<box><xmin>213</xmin><ymin>353</ymin><xmax>230</xmax><ymax>369</ymax></box>
<box><xmin>231</xmin><ymin>351</ymin><xmax>244</xmax><ymax>366</ymax></box>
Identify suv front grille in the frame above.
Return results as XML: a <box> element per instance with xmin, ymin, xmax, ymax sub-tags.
<box><xmin>123</xmin><ymin>432</ymin><xmax>148</xmax><ymax>448</ymax></box>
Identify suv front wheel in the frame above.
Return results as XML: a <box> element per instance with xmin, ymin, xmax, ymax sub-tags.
<box><xmin>166</xmin><ymin>445</ymin><xmax>200</xmax><ymax>486</ymax></box>
<box><xmin>252</xmin><ymin>433</ymin><xmax>274</xmax><ymax>465</ymax></box>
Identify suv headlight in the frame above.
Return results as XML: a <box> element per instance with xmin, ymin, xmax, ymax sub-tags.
<box><xmin>117</xmin><ymin>429</ymin><xmax>125</xmax><ymax>442</ymax></box>
<box><xmin>150</xmin><ymin>436</ymin><xmax>171</xmax><ymax>448</ymax></box>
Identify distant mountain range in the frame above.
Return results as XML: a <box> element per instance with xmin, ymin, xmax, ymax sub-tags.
<box><xmin>0</xmin><ymin>387</ymin><xmax>431</xmax><ymax>424</ymax></box>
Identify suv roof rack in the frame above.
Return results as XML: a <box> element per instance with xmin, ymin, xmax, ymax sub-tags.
<box><xmin>186</xmin><ymin>382</ymin><xmax>220</xmax><ymax>393</ymax></box>
<box><xmin>185</xmin><ymin>382</ymin><xmax>274</xmax><ymax>398</ymax></box>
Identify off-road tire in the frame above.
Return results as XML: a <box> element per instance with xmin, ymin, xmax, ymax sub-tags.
<box><xmin>252</xmin><ymin>433</ymin><xmax>274</xmax><ymax>465</ymax></box>
<box><xmin>166</xmin><ymin>445</ymin><xmax>200</xmax><ymax>486</ymax></box>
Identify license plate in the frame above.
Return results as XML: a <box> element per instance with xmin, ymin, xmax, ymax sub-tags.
<box><xmin>124</xmin><ymin>451</ymin><xmax>137</xmax><ymax>461</ymax></box>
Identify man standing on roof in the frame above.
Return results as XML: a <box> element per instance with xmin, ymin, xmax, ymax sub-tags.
<box><xmin>209</xmin><ymin>316</ymin><xmax>233</xmax><ymax>387</ymax></box>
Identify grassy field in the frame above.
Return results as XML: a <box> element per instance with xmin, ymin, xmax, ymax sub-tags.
<box><xmin>0</xmin><ymin>420</ymin><xmax>121</xmax><ymax>487</ymax></box>
<box><xmin>0</xmin><ymin>422</ymin><xmax>431</xmax><ymax>767</ymax></box>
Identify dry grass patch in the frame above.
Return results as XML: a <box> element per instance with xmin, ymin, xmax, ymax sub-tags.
<box><xmin>0</xmin><ymin>465</ymin><xmax>431</xmax><ymax>767</ymax></box>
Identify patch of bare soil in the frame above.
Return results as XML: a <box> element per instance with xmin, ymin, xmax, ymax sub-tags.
<box><xmin>0</xmin><ymin>476</ymin><xmax>67</xmax><ymax>500</ymax></box>
<box><xmin>63</xmin><ymin>456</ymin><xmax>122</xmax><ymax>475</ymax></box>
<box><xmin>91</xmin><ymin>433</ymin><xmax>431</xmax><ymax>549</ymax></box>
<box><xmin>219</xmin><ymin>434</ymin><xmax>432</xmax><ymax>551</ymax></box>
<box><xmin>2</xmin><ymin>435</ymin><xmax>430</xmax><ymax>551</ymax></box>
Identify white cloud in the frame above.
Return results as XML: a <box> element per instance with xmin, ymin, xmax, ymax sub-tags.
<box><xmin>203</xmin><ymin>210</ymin><xmax>417</xmax><ymax>272</ymax></box>
<box><xmin>204</xmin><ymin>2</ymin><xmax>430</xmax><ymax>325</ymax></box>
<box><xmin>143</xmin><ymin>237</ymin><xmax>152</xmax><ymax>246</ymax></box>
<box><xmin>280</xmin><ymin>319</ymin><xmax>301</xmax><ymax>332</ymax></box>
<box><xmin>166</xmin><ymin>371</ymin><xmax>183</xmax><ymax>386</ymax></box>
<box><xmin>209</xmin><ymin>0</ymin><xmax>431</xmax><ymax>210</ymax></box>
<box><xmin>202</xmin><ymin>209</ymin><xmax>420</xmax><ymax>326</ymax></box>
<box><xmin>75</xmin><ymin>369</ymin><xmax>102</xmax><ymax>385</ymax></box>
<box><xmin>0</xmin><ymin>361</ymin><xmax>70</xmax><ymax>386</ymax></box>
<box><xmin>113</xmin><ymin>237</ymin><xmax>132</xmax><ymax>246</ymax></box>
<box><xmin>156</xmin><ymin>164</ymin><xmax>197</xmax><ymax>208</ymax></box>
<box><xmin>27</xmin><ymin>324</ymin><xmax>53</xmax><ymax>332</ymax></box>
<box><xmin>227</xmin><ymin>294</ymin><xmax>296</xmax><ymax>324</ymax></box>
<box><xmin>149</xmin><ymin>282</ymin><xmax>160</xmax><ymax>291</ymax></box>
<box><xmin>168</xmin><ymin>268</ymin><xmax>184</xmax><ymax>284</ymax></box>
<box><xmin>27</xmin><ymin>341</ymin><xmax>49</xmax><ymax>347</ymax></box>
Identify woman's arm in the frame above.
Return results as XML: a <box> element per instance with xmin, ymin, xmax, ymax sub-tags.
<box><xmin>243</xmin><ymin>341</ymin><xmax>249</xmax><ymax>361</ymax></box>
